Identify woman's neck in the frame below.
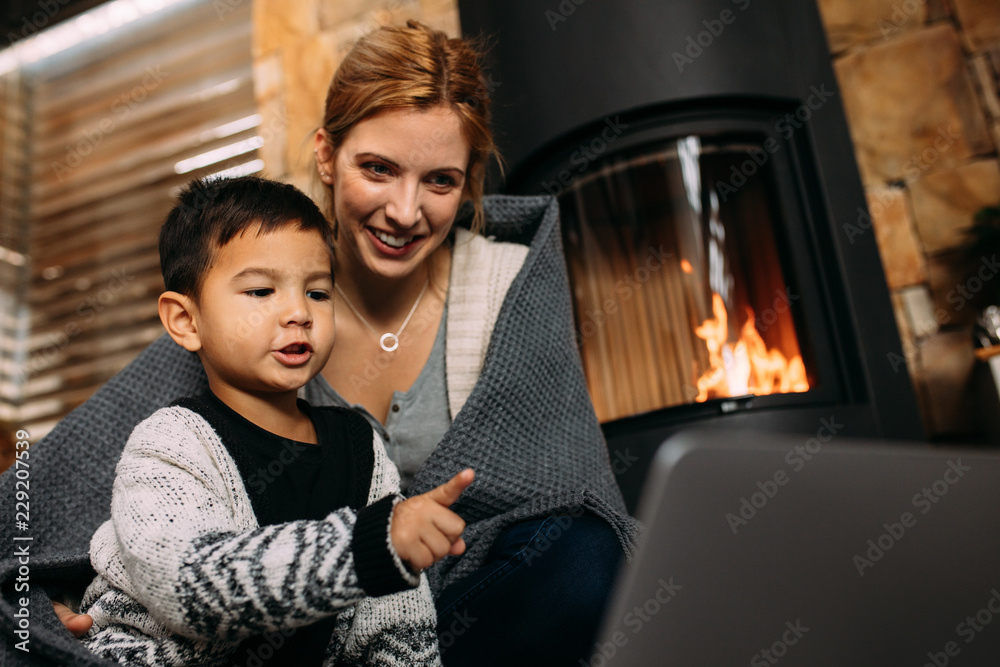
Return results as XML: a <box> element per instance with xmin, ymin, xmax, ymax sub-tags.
<box><xmin>334</xmin><ymin>245</ymin><xmax>449</xmax><ymax>326</ymax></box>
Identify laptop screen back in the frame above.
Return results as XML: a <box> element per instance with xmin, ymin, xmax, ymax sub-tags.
<box><xmin>593</xmin><ymin>430</ymin><xmax>1000</xmax><ymax>666</ymax></box>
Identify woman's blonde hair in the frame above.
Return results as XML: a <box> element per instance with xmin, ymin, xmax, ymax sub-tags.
<box><xmin>317</xmin><ymin>20</ymin><xmax>498</xmax><ymax>234</ymax></box>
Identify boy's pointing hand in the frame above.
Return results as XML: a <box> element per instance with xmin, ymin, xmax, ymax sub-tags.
<box><xmin>391</xmin><ymin>468</ymin><xmax>474</xmax><ymax>572</ymax></box>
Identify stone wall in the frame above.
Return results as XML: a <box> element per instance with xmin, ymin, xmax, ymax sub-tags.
<box><xmin>817</xmin><ymin>0</ymin><xmax>1000</xmax><ymax>439</ymax></box>
<box><xmin>251</xmin><ymin>1</ymin><xmax>1000</xmax><ymax>440</ymax></box>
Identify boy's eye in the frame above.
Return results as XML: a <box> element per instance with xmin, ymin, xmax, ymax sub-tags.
<box><xmin>245</xmin><ymin>288</ymin><xmax>273</xmax><ymax>298</ymax></box>
<box><xmin>307</xmin><ymin>290</ymin><xmax>330</xmax><ymax>301</ymax></box>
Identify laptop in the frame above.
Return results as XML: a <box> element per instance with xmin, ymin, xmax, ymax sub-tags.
<box><xmin>593</xmin><ymin>429</ymin><xmax>1000</xmax><ymax>666</ymax></box>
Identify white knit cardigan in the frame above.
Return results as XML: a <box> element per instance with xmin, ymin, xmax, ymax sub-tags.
<box><xmin>80</xmin><ymin>405</ymin><xmax>438</xmax><ymax>666</ymax></box>
<box><xmin>442</xmin><ymin>228</ymin><xmax>529</xmax><ymax>418</ymax></box>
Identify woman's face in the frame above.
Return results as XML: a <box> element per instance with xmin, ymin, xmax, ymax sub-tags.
<box><xmin>317</xmin><ymin>105</ymin><xmax>470</xmax><ymax>283</ymax></box>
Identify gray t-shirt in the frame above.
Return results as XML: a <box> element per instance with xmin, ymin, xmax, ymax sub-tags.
<box><xmin>303</xmin><ymin>307</ymin><xmax>451</xmax><ymax>494</ymax></box>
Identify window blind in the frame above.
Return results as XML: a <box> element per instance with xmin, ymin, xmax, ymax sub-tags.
<box><xmin>0</xmin><ymin>69</ymin><xmax>30</xmax><ymax>451</ymax></box>
<box><xmin>4</xmin><ymin>0</ymin><xmax>259</xmax><ymax>439</ymax></box>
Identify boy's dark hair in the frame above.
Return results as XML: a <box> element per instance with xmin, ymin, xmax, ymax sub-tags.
<box><xmin>160</xmin><ymin>175</ymin><xmax>334</xmax><ymax>297</ymax></box>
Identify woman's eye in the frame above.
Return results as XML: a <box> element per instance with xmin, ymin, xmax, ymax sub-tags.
<box><xmin>365</xmin><ymin>162</ymin><xmax>392</xmax><ymax>176</ymax></box>
<box><xmin>430</xmin><ymin>173</ymin><xmax>456</xmax><ymax>188</ymax></box>
<box><xmin>245</xmin><ymin>288</ymin><xmax>273</xmax><ymax>298</ymax></box>
<box><xmin>307</xmin><ymin>290</ymin><xmax>330</xmax><ymax>301</ymax></box>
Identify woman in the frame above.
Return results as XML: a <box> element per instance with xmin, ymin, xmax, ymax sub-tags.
<box><xmin>1</xmin><ymin>21</ymin><xmax>637</xmax><ymax>666</ymax></box>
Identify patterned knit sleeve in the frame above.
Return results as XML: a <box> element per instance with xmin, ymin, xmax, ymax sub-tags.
<box><xmin>99</xmin><ymin>407</ymin><xmax>414</xmax><ymax>644</ymax></box>
<box><xmin>337</xmin><ymin>430</ymin><xmax>443</xmax><ymax>666</ymax></box>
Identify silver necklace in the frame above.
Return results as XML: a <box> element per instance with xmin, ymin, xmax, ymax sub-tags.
<box><xmin>335</xmin><ymin>279</ymin><xmax>430</xmax><ymax>352</ymax></box>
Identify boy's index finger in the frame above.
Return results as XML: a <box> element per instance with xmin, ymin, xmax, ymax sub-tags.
<box><xmin>426</xmin><ymin>468</ymin><xmax>474</xmax><ymax>507</ymax></box>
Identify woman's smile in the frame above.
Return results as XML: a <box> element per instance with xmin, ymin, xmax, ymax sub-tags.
<box><xmin>366</xmin><ymin>226</ymin><xmax>424</xmax><ymax>254</ymax></box>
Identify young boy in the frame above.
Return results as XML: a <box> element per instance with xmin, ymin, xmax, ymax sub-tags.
<box><xmin>79</xmin><ymin>176</ymin><xmax>471</xmax><ymax>666</ymax></box>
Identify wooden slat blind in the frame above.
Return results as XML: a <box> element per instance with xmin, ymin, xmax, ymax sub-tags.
<box><xmin>6</xmin><ymin>0</ymin><xmax>258</xmax><ymax>437</ymax></box>
<box><xmin>0</xmin><ymin>70</ymin><xmax>30</xmax><ymax>433</ymax></box>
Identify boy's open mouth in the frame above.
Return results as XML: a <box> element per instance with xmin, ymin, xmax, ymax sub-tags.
<box><xmin>274</xmin><ymin>342</ymin><xmax>313</xmax><ymax>366</ymax></box>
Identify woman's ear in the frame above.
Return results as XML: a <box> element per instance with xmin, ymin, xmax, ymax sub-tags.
<box><xmin>158</xmin><ymin>291</ymin><xmax>202</xmax><ymax>352</ymax></box>
<box><xmin>314</xmin><ymin>130</ymin><xmax>335</xmax><ymax>184</ymax></box>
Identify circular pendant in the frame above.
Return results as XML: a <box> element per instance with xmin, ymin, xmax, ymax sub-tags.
<box><xmin>380</xmin><ymin>333</ymin><xmax>399</xmax><ymax>352</ymax></box>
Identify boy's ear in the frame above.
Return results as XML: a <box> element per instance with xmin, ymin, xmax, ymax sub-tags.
<box><xmin>158</xmin><ymin>291</ymin><xmax>202</xmax><ymax>352</ymax></box>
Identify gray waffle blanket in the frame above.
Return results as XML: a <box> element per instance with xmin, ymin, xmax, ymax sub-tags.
<box><xmin>0</xmin><ymin>194</ymin><xmax>638</xmax><ymax>666</ymax></box>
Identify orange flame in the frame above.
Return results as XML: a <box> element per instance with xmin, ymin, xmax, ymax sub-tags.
<box><xmin>694</xmin><ymin>293</ymin><xmax>809</xmax><ymax>402</ymax></box>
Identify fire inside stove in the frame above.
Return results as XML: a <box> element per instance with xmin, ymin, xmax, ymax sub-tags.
<box><xmin>693</xmin><ymin>292</ymin><xmax>809</xmax><ymax>402</ymax></box>
<box><xmin>559</xmin><ymin>134</ymin><xmax>816</xmax><ymax>423</ymax></box>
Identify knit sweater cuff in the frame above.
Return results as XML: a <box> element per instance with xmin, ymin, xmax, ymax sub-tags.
<box><xmin>352</xmin><ymin>495</ymin><xmax>420</xmax><ymax>596</ymax></box>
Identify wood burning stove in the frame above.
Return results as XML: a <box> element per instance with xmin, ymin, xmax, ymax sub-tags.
<box><xmin>459</xmin><ymin>0</ymin><xmax>924</xmax><ymax>509</ymax></box>
<box><xmin>557</xmin><ymin>127</ymin><xmax>817</xmax><ymax>422</ymax></box>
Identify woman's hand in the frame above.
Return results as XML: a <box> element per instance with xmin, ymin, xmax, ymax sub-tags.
<box><xmin>53</xmin><ymin>601</ymin><xmax>93</xmax><ymax>637</ymax></box>
<box><xmin>391</xmin><ymin>469</ymin><xmax>474</xmax><ymax>572</ymax></box>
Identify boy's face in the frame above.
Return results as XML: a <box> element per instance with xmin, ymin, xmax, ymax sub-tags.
<box><xmin>190</xmin><ymin>224</ymin><xmax>335</xmax><ymax>402</ymax></box>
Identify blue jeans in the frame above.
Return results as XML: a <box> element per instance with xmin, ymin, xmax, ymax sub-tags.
<box><xmin>435</xmin><ymin>513</ymin><xmax>623</xmax><ymax>666</ymax></box>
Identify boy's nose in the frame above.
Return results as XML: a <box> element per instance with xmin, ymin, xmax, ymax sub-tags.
<box><xmin>280</xmin><ymin>294</ymin><xmax>312</xmax><ymax>327</ymax></box>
